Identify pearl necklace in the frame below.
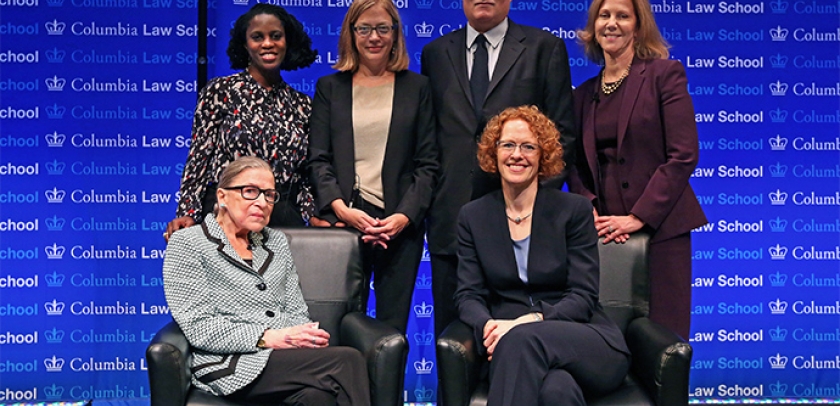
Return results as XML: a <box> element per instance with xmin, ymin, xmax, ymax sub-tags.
<box><xmin>506</xmin><ymin>211</ymin><xmax>532</xmax><ymax>224</ymax></box>
<box><xmin>601</xmin><ymin>62</ymin><xmax>632</xmax><ymax>95</ymax></box>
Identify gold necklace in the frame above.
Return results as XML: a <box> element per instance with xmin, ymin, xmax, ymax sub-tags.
<box><xmin>601</xmin><ymin>62</ymin><xmax>632</xmax><ymax>95</ymax></box>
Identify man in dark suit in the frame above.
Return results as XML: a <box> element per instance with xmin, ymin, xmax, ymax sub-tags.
<box><xmin>420</xmin><ymin>0</ymin><xmax>577</xmax><ymax>339</ymax></box>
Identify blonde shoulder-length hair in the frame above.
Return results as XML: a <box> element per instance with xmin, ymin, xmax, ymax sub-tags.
<box><xmin>576</xmin><ymin>0</ymin><xmax>670</xmax><ymax>64</ymax></box>
<box><xmin>331</xmin><ymin>0</ymin><xmax>409</xmax><ymax>72</ymax></box>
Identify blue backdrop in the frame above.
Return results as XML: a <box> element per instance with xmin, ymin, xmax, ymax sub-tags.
<box><xmin>0</xmin><ymin>0</ymin><xmax>838</xmax><ymax>403</ymax></box>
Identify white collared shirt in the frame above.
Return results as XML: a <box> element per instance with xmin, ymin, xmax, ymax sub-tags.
<box><xmin>466</xmin><ymin>18</ymin><xmax>508</xmax><ymax>81</ymax></box>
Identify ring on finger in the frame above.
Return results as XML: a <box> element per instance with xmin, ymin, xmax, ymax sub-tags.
<box><xmin>312</xmin><ymin>337</ymin><xmax>316</xmax><ymax>346</ymax></box>
<box><xmin>608</xmin><ymin>226</ymin><xmax>614</xmax><ymax>233</ymax></box>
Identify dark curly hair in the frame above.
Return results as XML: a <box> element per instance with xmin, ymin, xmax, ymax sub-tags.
<box><xmin>227</xmin><ymin>4</ymin><xmax>318</xmax><ymax>71</ymax></box>
<box><xmin>477</xmin><ymin>105</ymin><xmax>565</xmax><ymax>179</ymax></box>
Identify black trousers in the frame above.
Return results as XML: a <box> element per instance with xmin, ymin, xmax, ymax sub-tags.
<box><xmin>226</xmin><ymin>347</ymin><xmax>370</xmax><ymax>406</ymax></box>
<box><xmin>355</xmin><ymin>200</ymin><xmax>425</xmax><ymax>334</ymax></box>
<box><xmin>430</xmin><ymin>253</ymin><xmax>459</xmax><ymax>338</ymax></box>
<box><xmin>487</xmin><ymin>321</ymin><xmax>629</xmax><ymax>406</ymax></box>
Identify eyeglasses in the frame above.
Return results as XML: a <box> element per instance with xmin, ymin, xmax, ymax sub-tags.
<box><xmin>352</xmin><ymin>24</ymin><xmax>397</xmax><ymax>37</ymax></box>
<box><xmin>222</xmin><ymin>186</ymin><xmax>280</xmax><ymax>204</ymax></box>
<box><xmin>496</xmin><ymin>141</ymin><xmax>540</xmax><ymax>156</ymax></box>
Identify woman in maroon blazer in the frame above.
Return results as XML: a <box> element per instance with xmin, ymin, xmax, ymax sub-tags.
<box><xmin>569</xmin><ymin>0</ymin><xmax>708</xmax><ymax>339</ymax></box>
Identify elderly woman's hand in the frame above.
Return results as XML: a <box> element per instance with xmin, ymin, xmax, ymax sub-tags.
<box><xmin>262</xmin><ymin>322</ymin><xmax>331</xmax><ymax>349</ymax></box>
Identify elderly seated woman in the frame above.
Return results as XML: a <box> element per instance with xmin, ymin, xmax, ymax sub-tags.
<box><xmin>163</xmin><ymin>156</ymin><xmax>370</xmax><ymax>405</ymax></box>
<box><xmin>454</xmin><ymin>106</ymin><xmax>630</xmax><ymax>405</ymax></box>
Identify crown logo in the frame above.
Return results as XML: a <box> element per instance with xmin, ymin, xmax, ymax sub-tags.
<box><xmin>46</xmin><ymin>215</ymin><xmax>66</xmax><ymax>231</ymax></box>
<box><xmin>769</xmin><ymin>381</ymin><xmax>788</xmax><ymax>396</ymax></box>
<box><xmin>232</xmin><ymin>0</ymin><xmax>249</xmax><ymax>5</ymax></box>
<box><xmin>769</xmin><ymin>271</ymin><xmax>787</xmax><ymax>287</ymax></box>
<box><xmin>46</xmin><ymin>160</ymin><xmax>66</xmax><ymax>175</ymax></box>
<box><xmin>413</xmin><ymin>301</ymin><xmax>434</xmax><ymax>318</ymax></box>
<box><xmin>413</xmin><ymin>330</ymin><xmax>434</xmax><ymax>345</ymax></box>
<box><xmin>45</xmin><ymin>271</ymin><xmax>65</xmax><ymax>287</ymax></box>
<box><xmin>46</xmin><ymin>104</ymin><xmax>66</xmax><ymax>119</ymax></box>
<box><xmin>769</xmin><ymin>189</ymin><xmax>788</xmax><ymax>205</ymax></box>
<box><xmin>45</xmin><ymin>76</ymin><xmax>66</xmax><ymax>92</ymax></box>
<box><xmin>770</xmin><ymin>53</ymin><xmax>788</xmax><ymax>68</ymax></box>
<box><xmin>44</xmin><ymin>327</ymin><xmax>65</xmax><ymax>343</ymax></box>
<box><xmin>44</xmin><ymin>356</ymin><xmax>65</xmax><ymax>372</ymax></box>
<box><xmin>45</xmin><ymin>188</ymin><xmax>66</xmax><ymax>203</ymax></box>
<box><xmin>45</xmin><ymin>299</ymin><xmax>65</xmax><ymax>315</ymax></box>
<box><xmin>46</xmin><ymin>131</ymin><xmax>66</xmax><ymax>147</ymax></box>
<box><xmin>769</xmin><ymin>162</ymin><xmax>787</xmax><ymax>177</ymax></box>
<box><xmin>769</xmin><ymin>298</ymin><xmax>788</xmax><ymax>314</ymax></box>
<box><xmin>45</xmin><ymin>20</ymin><xmax>66</xmax><ymax>35</ymax></box>
<box><xmin>769</xmin><ymin>0</ymin><xmax>788</xmax><ymax>13</ymax></box>
<box><xmin>44</xmin><ymin>384</ymin><xmax>65</xmax><ymax>399</ymax></box>
<box><xmin>770</xmin><ymin>26</ymin><xmax>789</xmax><ymax>41</ymax></box>
<box><xmin>769</xmin><ymin>217</ymin><xmax>787</xmax><ymax>232</ymax></box>
<box><xmin>769</xmin><ymin>244</ymin><xmax>788</xmax><ymax>260</ymax></box>
<box><xmin>413</xmin><ymin>358</ymin><xmax>434</xmax><ymax>374</ymax></box>
<box><xmin>45</xmin><ymin>243</ymin><xmax>66</xmax><ymax>259</ymax></box>
<box><xmin>769</xmin><ymin>326</ymin><xmax>787</xmax><ymax>341</ymax></box>
<box><xmin>769</xmin><ymin>81</ymin><xmax>788</xmax><ymax>96</ymax></box>
<box><xmin>769</xmin><ymin>109</ymin><xmax>787</xmax><ymax>123</ymax></box>
<box><xmin>769</xmin><ymin>353</ymin><xmax>788</xmax><ymax>369</ymax></box>
<box><xmin>415</xmin><ymin>274</ymin><xmax>432</xmax><ymax>289</ymax></box>
<box><xmin>414</xmin><ymin>386</ymin><xmax>434</xmax><ymax>401</ymax></box>
<box><xmin>414</xmin><ymin>0</ymin><xmax>433</xmax><ymax>8</ymax></box>
<box><xmin>769</xmin><ymin>135</ymin><xmax>788</xmax><ymax>150</ymax></box>
<box><xmin>47</xmin><ymin>0</ymin><xmax>64</xmax><ymax>5</ymax></box>
<box><xmin>46</xmin><ymin>48</ymin><xmax>66</xmax><ymax>63</ymax></box>
<box><xmin>414</xmin><ymin>22</ymin><xmax>434</xmax><ymax>38</ymax></box>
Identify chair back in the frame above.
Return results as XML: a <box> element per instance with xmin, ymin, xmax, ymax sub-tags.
<box><xmin>597</xmin><ymin>232</ymin><xmax>650</xmax><ymax>334</ymax></box>
<box><xmin>278</xmin><ymin>227</ymin><xmax>365</xmax><ymax>346</ymax></box>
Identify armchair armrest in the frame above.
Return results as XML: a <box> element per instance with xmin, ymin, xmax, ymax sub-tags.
<box><xmin>626</xmin><ymin>317</ymin><xmax>692</xmax><ymax>406</ymax></box>
<box><xmin>146</xmin><ymin>320</ymin><xmax>192</xmax><ymax>406</ymax></box>
<box><xmin>436</xmin><ymin>320</ymin><xmax>483</xmax><ymax>406</ymax></box>
<box><xmin>340</xmin><ymin>312</ymin><xmax>408</xmax><ymax>406</ymax></box>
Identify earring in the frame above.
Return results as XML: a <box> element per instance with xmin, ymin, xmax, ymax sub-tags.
<box><xmin>219</xmin><ymin>203</ymin><xmax>226</xmax><ymax>208</ymax></box>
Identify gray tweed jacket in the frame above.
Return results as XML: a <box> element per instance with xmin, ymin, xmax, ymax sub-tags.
<box><xmin>162</xmin><ymin>214</ymin><xmax>311</xmax><ymax>395</ymax></box>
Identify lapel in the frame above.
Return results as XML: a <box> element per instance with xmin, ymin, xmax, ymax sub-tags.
<box><xmin>335</xmin><ymin>72</ymin><xmax>357</xmax><ymax>182</ymax></box>
<box><xmin>487</xmin><ymin>21</ymin><xmax>525</xmax><ymax>99</ymax></box>
<box><xmin>486</xmin><ymin>192</ymin><xmax>519</xmax><ymax>280</ymax></box>
<box><xmin>444</xmin><ymin>29</ymin><xmax>473</xmax><ymax>110</ymax></box>
<box><xmin>616</xmin><ymin>58</ymin><xmax>645</xmax><ymax>154</ymax></box>
<box><xmin>525</xmin><ymin>187</ymin><xmax>554</xmax><ymax>283</ymax></box>
<box><xmin>201</xmin><ymin>215</ymin><xmax>268</xmax><ymax>276</ymax></box>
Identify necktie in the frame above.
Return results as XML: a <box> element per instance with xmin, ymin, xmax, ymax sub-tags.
<box><xmin>470</xmin><ymin>34</ymin><xmax>489</xmax><ymax>119</ymax></box>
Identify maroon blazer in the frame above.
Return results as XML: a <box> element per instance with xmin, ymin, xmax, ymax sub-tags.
<box><xmin>567</xmin><ymin>58</ymin><xmax>707</xmax><ymax>243</ymax></box>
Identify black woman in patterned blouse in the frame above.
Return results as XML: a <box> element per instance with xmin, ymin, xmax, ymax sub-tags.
<box><xmin>165</xmin><ymin>4</ymin><xmax>323</xmax><ymax>241</ymax></box>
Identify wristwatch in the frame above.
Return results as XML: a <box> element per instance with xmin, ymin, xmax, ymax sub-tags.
<box><xmin>257</xmin><ymin>330</ymin><xmax>268</xmax><ymax>348</ymax></box>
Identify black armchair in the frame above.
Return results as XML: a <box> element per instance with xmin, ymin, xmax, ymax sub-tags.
<box><xmin>146</xmin><ymin>228</ymin><xmax>408</xmax><ymax>406</ymax></box>
<box><xmin>436</xmin><ymin>233</ymin><xmax>693</xmax><ymax>406</ymax></box>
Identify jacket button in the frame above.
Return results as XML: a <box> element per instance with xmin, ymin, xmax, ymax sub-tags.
<box><xmin>622</xmin><ymin>181</ymin><xmax>629</xmax><ymax>189</ymax></box>
<box><xmin>618</xmin><ymin>158</ymin><xmax>625</xmax><ymax>164</ymax></box>
<box><xmin>265</xmin><ymin>311</ymin><xmax>275</xmax><ymax>317</ymax></box>
<box><xmin>256</xmin><ymin>283</ymin><xmax>267</xmax><ymax>291</ymax></box>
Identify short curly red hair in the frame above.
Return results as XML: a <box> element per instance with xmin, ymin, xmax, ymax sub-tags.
<box><xmin>477</xmin><ymin>105</ymin><xmax>564</xmax><ymax>179</ymax></box>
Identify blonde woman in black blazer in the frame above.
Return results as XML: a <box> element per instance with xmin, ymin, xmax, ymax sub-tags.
<box><xmin>308</xmin><ymin>0</ymin><xmax>438</xmax><ymax>334</ymax></box>
<box><xmin>455</xmin><ymin>107</ymin><xmax>628</xmax><ymax>405</ymax></box>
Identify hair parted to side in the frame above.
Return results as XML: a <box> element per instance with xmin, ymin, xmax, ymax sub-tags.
<box><xmin>214</xmin><ymin>156</ymin><xmax>274</xmax><ymax>215</ymax></box>
<box><xmin>227</xmin><ymin>3</ymin><xmax>318</xmax><ymax>71</ymax></box>
<box><xmin>477</xmin><ymin>105</ymin><xmax>564</xmax><ymax>179</ymax></box>
<box><xmin>576</xmin><ymin>0</ymin><xmax>670</xmax><ymax>64</ymax></box>
<box><xmin>332</xmin><ymin>0</ymin><xmax>409</xmax><ymax>72</ymax></box>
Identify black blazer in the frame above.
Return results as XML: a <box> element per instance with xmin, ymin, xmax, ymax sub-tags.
<box><xmin>454</xmin><ymin>187</ymin><xmax>628</xmax><ymax>354</ymax></box>
<box><xmin>421</xmin><ymin>20</ymin><xmax>577</xmax><ymax>255</ymax></box>
<box><xmin>308</xmin><ymin>70</ymin><xmax>439</xmax><ymax>225</ymax></box>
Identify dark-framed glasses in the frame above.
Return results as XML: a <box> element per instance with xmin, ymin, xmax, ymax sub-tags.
<box><xmin>222</xmin><ymin>186</ymin><xmax>280</xmax><ymax>204</ymax></box>
<box><xmin>496</xmin><ymin>141</ymin><xmax>540</xmax><ymax>156</ymax></box>
<box><xmin>352</xmin><ymin>24</ymin><xmax>397</xmax><ymax>37</ymax></box>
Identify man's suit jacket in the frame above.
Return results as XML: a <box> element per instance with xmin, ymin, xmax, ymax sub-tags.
<box><xmin>163</xmin><ymin>215</ymin><xmax>310</xmax><ymax>395</ymax></box>
<box><xmin>421</xmin><ymin>20</ymin><xmax>577</xmax><ymax>255</ymax></box>
<box><xmin>568</xmin><ymin>58</ymin><xmax>707</xmax><ymax>243</ymax></box>
<box><xmin>454</xmin><ymin>187</ymin><xmax>628</xmax><ymax>354</ymax></box>
<box><xmin>307</xmin><ymin>70</ymin><xmax>439</xmax><ymax>225</ymax></box>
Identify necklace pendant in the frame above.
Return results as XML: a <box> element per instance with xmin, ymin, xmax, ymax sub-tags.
<box><xmin>513</xmin><ymin>216</ymin><xmax>522</xmax><ymax>224</ymax></box>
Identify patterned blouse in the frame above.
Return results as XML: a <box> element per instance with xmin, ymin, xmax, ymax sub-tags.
<box><xmin>176</xmin><ymin>71</ymin><xmax>315</xmax><ymax>223</ymax></box>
